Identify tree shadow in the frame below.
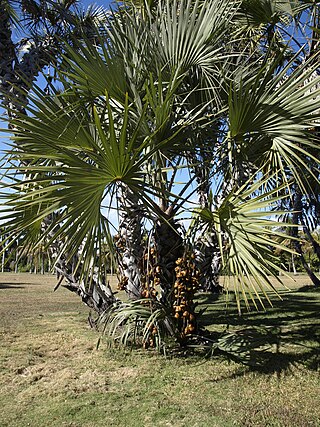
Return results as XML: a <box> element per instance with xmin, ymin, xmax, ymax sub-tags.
<box><xmin>196</xmin><ymin>286</ymin><xmax>320</xmax><ymax>374</ymax></box>
<box><xmin>0</xmin><ymin>283</ymin><xmax>26</xmax><ymax>289</ymax></box>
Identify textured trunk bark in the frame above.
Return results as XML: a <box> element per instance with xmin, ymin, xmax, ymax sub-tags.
<box><xmin>292</xmin><ymin>191</ymin><xmax>320</xmax><ymax>287</ymax></box>
<box><xmin>291</xmin><ymin>253</ymin><xmax>297</xmax><ymax>275</ymax></box>
<box><xmin>115</xmin><ymin>184</ymin><xmax>143</xmax><ymax>299</ymax></box>
<box><xmin>194</xmin><ymin>233</ymin><xmax>222</xmax><ymax>292</ymax></box>
<box><xmin>56</xmin><ymin>264</ymin><xmax>116</xmax><ymax>315</ymax></box>
<box><xmin>187</xmin><ymin>152</ymin><xmax>222</xmax><ymax>292</ymax></box>
<box><xmin>44</xmin><ymin>216</ymin><xmax>117</xmax><ymax>314</ymax></box>
<box><xmin>154</xmin><ymin>217</ymin><xmax>184</xmax><ymax>302</ymax></box>
<box><xmin>0</xmin><ymin>2</ymin><xmax>16</xmax><ymax>113</ymax></box>
<box><xmin>0</xmin><ymin>2</ymin><xmax>56</xmax><ymax>116</ymax></box>
<box><xmin>1</xmin><ymin>249</ymin><xmax>5</xmax><ymax>273</ymax></box>
<box><xmin>302</xmin><ymin>221</ymin><xmax>320</xmax><ymax>262</ymax></box>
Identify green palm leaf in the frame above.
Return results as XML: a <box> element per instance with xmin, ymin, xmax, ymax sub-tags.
<box><xmin>223</xmin><ymin>51</ymin><xmax>320</xmax><ymax>191</ymax></box>
<box><xmin>195</xmin><ymin>175</ymin><xmax>298</xmax><ymax>312</ymax></box>
<box><xmin>1</xmin><ymin>86</ymin><xmax>170</xmax><ymax>284</ymax></box>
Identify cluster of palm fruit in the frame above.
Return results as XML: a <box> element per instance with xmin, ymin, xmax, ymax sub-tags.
<box><xmin>140</xmin><ymin>246</ymin><xmax>159</xmax><ymax>300</ymax></box>
<box><xmin>143</xmin><ymin>323</ymin><xmax>159</xmax><ymax>349</ymax></box>
<box><xmin>173</xmin><ymin>253</ymin><xmax>200</xmax><ymax>337</ymax></box>
<box><xmin>113</xmin><ymin>233</ymin><xmax>125</xmax><ymax>250</ymax></box>
<box><xmin>117</xmin><ymin>274</ymin><xmax>128</xmax><ymax>291</ymax></box>
<box><xmin>113</xmin><ymin>233</ymin><xmax>127</xmax><ymax>290</ymax></box>
<box><xmin>140</xmin><ymin>246</ymin><xmax>162</xmax><ymax>348</ymax></box>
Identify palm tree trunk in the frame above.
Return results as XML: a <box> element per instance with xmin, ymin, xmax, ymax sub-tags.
<box><xmin>0</xmin><ymin>1</ymin><xmax>18</xmax><ymax>113</ymax></box>
<box><xmin>1</xmin><ymin>249</ymin><xmax>5</xmax><ymax>273</ymax></box>
<box><xmin>115</xmin><ymin>184</ymin><xmax>143</xmax><ymax>299</ymax></box>
<box><xmin>292</xmin><ymin>191</ymin><xmax>320</xmax><ymax>287</ymax></box>
<box><xmin>194</xmin><ymin>233</ymin><xmax>221</xmax><ymax>292</ymax></box>
<box><xmin>187</xmin><ymin>152</ymin><xmax>222</xmax><ymax>292</ymax></box>
<box><xmin>154</xmin><ymin>216</ymin><xmax>183</xmax><ymax>301</ymax></box>
<box><xmin>56</xmin><ymin>263</ymin><xmax>117</xmax><ymax>314</ymax></box>
<box><xmin>0</xmin><ymin>2</ymin><xmax>60</xmax><ymax>117</ymax></box>
<box><xmin>301</xmin><ymin>222</ymin><xmax>320</xmax><ymax>262</ymax></box>
<box><xmin>44</xmin><ymin>214</ymin><xmax>117</xmax><ymax>314</ymax></box>
<box><xmin>291</xmin><ymin>253</ymin><xmax>297</xmax><ymax>275</ymax></box>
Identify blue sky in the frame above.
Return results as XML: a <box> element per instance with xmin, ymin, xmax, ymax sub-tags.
<box><xmin>82</xmin><ymin>0</ymin><xmax>111</xmax><ymax>7</ymax></box>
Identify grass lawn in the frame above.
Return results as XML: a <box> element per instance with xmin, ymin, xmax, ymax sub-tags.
<box><xmin>0</xmin><ymin>273</ymin><xmax>319</xmax><ymax>427</ymax></box>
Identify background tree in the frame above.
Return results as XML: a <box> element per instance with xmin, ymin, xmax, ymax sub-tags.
<box><xmin>0</xmin><ymin>0</ymin><xmax>109</xmax><ymax>115</ymax></box>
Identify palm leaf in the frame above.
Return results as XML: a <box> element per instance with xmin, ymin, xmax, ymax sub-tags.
<box><xmin>98</xmin><ymin>299</ymin><xmax>178</xmax><ymax>352</ymax></box>
<box><xmin>1</xmin><ymin>83</ymin><xmax>171</xmax><ymax>285</ymax></box>
<box><xmin>221</xmin><ymin>50</ymin><xmax>320</xmax><ymax>192</ymax></box>
<box><xmin>195</xmin><ymin>175</ymin><xmax>298</xmax><ymax>311</ymax></box>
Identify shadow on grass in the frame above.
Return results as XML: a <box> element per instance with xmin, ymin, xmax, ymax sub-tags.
<box><xmin>0</xmin><ymin>283</ymin><xmax>26</xmax><ymax>289</ymax></box>
<box><xmin>196</xmin><ymin>286</ymin><xmax>320</xmax><ymax>374</ymax></box>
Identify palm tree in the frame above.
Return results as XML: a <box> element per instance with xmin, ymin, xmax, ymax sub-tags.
<box><xmin>0</xmin><ymin>0</ymin><xmax>109</xmax><ymax>116</ymax></box>
<box><xmin>2</xmin><ymin>0</ymin><xmax>320</xmax><ymax>348</ymax></box>
<box><xmin>0</xmin><ymin>0</ymin><xmax>116</xmax><ymax>308</ymax></box>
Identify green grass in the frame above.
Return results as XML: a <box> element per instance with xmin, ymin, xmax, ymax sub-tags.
<box><xmin>0</xmin><ymin>273</ymin><xmax>319</xmax><ymax>427</ymax></box>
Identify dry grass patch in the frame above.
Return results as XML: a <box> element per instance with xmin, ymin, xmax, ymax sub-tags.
<box><xmin>0</xmin><ymin>273</ymin><xmax>319</xmax><ymax>427</ymax></box>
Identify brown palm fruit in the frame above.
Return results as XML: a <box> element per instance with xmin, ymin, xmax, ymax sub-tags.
<box><xmin>188</xmin><ymin>325</ymin><xmax>195</xmax><ymax>333</ymax></box>
<box><xmin>184</xmin><ymin>324</ymin><xmax>195</xmax><ymax>334</ymax></box>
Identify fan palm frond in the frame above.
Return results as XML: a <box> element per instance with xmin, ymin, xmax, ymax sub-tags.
<box><xmin>195</xmin><ymin>175</ymin><xmax>298</xmax><ymax>312</ymax></box>
<box><xmin>220</xmin><ymin>50</ymin><xmax>320</xmax><ymax>192</ymax></box>
<box><xmin>98</xmin><ymin>298</ymin><xmax>178</xmax><ymax>352</ymax></box>
<box><xmin>1</xmin><ymin>84</ymin><xmax>177</xmax><ymax>284</ymax></box>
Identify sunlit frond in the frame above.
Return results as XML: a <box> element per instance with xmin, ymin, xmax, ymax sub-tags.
<box><xmin>195</xmin><ymin>175</ymin><xmax>298</xmax><ymax>312</ymax></box>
